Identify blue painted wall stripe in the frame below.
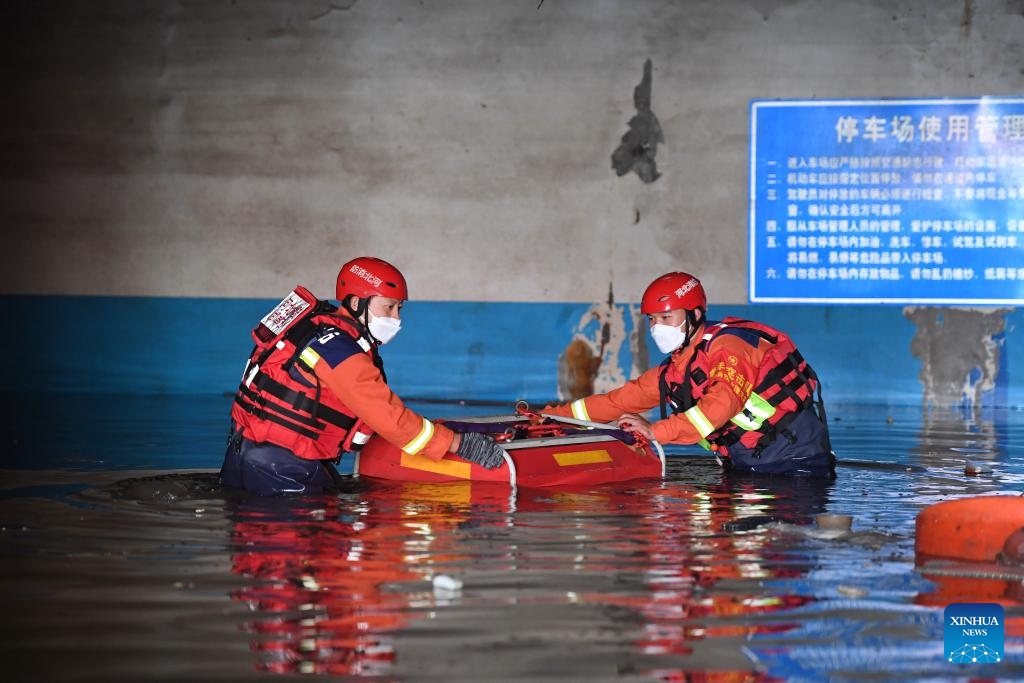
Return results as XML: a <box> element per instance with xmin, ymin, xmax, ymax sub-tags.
<box><xmin>2</xmin><ymin>294</ymin><xmax>1016</xmax><ymax>407</ymax></box>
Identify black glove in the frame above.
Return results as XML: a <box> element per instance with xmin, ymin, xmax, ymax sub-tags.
<box><xmin>456</xmin><ymin>432</ymin><xmax>507</xmax><ymax>469</ymax></box>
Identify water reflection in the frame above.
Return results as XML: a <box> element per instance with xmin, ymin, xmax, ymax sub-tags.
<box><xmin>5</xmin><ymin>400</ymin><xmax>1023</xmax><ymax>680</ymax></box>
<box><xmin>225</xmin><ymin>467</ymin><xmax>832</xmax><ymax>678</ymax></box>
<box><xmin>911</xmin><ymin>404</ymin><xmax>1017</xmax><ymax>470</ymax></box>
<box><xmin>227</xmin><ymin>481</ymin><xmax>506</xmax><ymax>676</ymax></box>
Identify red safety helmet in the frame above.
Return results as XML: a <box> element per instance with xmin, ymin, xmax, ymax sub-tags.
<box><xmin>640</xmin><ymin>272</ymin><xmax>706</xmax><ymax>315</ymax></box>
<box><xmin>335</xmin><ymin>257</ymin><xmax>408</xmax><ymax>302</ymax></box>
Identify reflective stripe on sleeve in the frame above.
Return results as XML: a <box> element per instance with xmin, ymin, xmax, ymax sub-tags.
<box><xmin>569</xmin><ymin>399</ymin><xmax>591</xmax><ymax>422</ymax></box>
<box><xmin>683</xmin><ymin>405</ymin><xmax>715</xmax><ymax>438</ymax></box>
<box><xmin>299</xmin><ymin>347</ymin><xmax>322</xmax><ymax>368</ymax></box>
<box><xmin>402</xmin><ymin>418</ymin><xmax>435</xmax><ymax>455</ymax></box>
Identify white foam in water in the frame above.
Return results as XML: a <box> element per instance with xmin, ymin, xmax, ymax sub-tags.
<box><xmin>432</xmin><ymin>574</ymin><xmax>463</xmax><ymax>592</ymax></box>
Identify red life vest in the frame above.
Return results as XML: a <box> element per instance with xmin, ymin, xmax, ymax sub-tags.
<box><xmin>231</xmin><ymin>286</ymin><xmax>377</xmax><ymax>461</ymax></box>
<box><xmin>659</xmin><ymin>317</ymin><xmax>823</xmax><ymax>453</ymax></box>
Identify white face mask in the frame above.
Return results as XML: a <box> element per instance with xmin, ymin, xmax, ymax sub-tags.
<box><xmin>650</xmin><ymin>322</ymin><xmax>686</xmax><ymax>354</ymax></box>
<box><xmin>368</xmin><ymin>311</ymin><xmax>402</xmax><ymax>345</ymax></box>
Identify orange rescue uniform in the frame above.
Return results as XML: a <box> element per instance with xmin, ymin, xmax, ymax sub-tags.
<box><xmin>546</xmin><ymin>327</ymin><xmax>766</xmax><ymax>446</ymax></box>
<box><xmin>296</xmin><ymin>315</ymin><xmax>456</xmax><ymax>462</ymax></box>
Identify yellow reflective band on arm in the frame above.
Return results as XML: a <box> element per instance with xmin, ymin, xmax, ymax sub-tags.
<box><xmin>570</xmin><ymin>399</ymin><xmax>591</xmax><ymax>422</ymax></box>
<box><xmin>696</xmin><ymin>438</ymin><xmax>712</xmax><ymax>452</ymax></box>
<box><xmin>402</xmin><ymin>418</ymin><xmax>435</xmax><ymax>455</ymax></box>
<box><xmin>684</xmin><ymin>405</ymin><xmax>715</xmax><ymax>438</ymax></box>
<box><xmin>299</xmin><ymin>347</ymin><xmax>321</xmax><ymax>368</ymax></box>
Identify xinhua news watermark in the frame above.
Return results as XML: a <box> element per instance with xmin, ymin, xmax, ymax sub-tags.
<box><xmin>944</xmin><ymin>603</ymin><xmax>1004</xmax><ymax>664</ymax></box>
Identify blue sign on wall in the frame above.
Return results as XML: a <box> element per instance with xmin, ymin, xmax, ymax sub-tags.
<box><xmin>749</xmin><ymin>98</ymin><xmax>1024</xmax><ymax>304</ymax></box>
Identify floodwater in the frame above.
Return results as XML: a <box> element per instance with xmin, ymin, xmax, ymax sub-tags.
<box><xmin>2</xmin><ymin>395</ymin><xmax>1023</xmax><ymax>682</ymax></box>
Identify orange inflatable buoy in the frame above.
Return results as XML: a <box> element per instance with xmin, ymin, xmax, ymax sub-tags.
<box><xmin>915</xmin><ymin>495</ymin><xmax>1024</xmax><ymax>563</ymax></box>
<box><xmin>1003</xmin><ymin>528</ymin><xmax>1024</xmax><ymax>564</ymax></box>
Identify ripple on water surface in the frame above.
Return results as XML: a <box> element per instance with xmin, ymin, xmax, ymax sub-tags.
<box><xmin>1</xmin><ymin>401</ymin><xmax>1023</xmax><ymax>680</ymax></box>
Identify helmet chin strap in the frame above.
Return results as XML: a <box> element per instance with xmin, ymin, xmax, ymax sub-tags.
<box><xmin>342</xmin><ymin>297</ymin><xmax>387</xmax><ymax>372</ymax></box>
<box><xmin>342</xmin><ymin>296</ymin><xmax>377</xmax><ymax>340</ymax></box>
<box><xmin>341</xmin><ymin>294</ymin><xmax>366</xmax><ymax>317</ymax></box>
<box><xmin>679</xmin><ymin>308</ymin><xmax>704</xmax><ymax>351</ymax></box>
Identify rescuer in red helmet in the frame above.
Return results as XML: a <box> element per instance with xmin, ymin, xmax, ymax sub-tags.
<box><xmin>546</xmin><ymin>272</ymin><xmax>835</xmax><ymax>477</ymax></box>
<box><xmin>221</xmin><ymin>256</ymin><xmax>507</xmax><ymax>495</ymax></box>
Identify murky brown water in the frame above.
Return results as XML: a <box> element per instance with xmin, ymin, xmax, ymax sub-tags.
<box><xmin>2</xmin><ymin>402</ymin><xmax>1024</xmax><ymax>681</ymax></box>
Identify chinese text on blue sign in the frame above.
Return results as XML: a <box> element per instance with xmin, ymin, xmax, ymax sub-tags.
<box><xmin>749</xmin><ymin>98</ymin><xmax>1024</xmax><ymax>304</ymax></box>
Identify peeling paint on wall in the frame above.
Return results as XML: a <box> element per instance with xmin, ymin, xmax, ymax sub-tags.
<box><xmin>611</xmin><ymin>58</ymin><xmax>664</xmax><ymax>184</ymax></box>
<box><xmin>557</xmin><ymin>338</ymin><xmax>601</xmax><ymax>400</ymax></box>
<box><xmin>904</xmin><ymin>306</ymin><xmax>1009</xmax><ymax>408</ymax></box>
<box><xmin>557</xmin><ymin>284</ymin><xmax>642</xmax><ymax>400</ymax></box>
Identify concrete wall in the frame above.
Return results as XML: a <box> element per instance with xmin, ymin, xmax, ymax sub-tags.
<box><xmin>3</xmin><ymin>0</ymin><xmax>1024</xmax><ymax>408</ymax></box>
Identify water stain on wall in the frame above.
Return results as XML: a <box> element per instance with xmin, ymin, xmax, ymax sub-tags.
<box><xmin>557</xmin><ymin>338</ymin><xmax>601</xmax><ymax>400</ymax></box>
<box><xmin>905</xmin><ymin>306</ymin><xmax>1009</xmax><ymax>408</ymax></box>
<box><xmin>611</xmin><ymin>58</ymin><xmax>664</xmax><ymax>184</ymax></box>
<box><xmin>557</xmin><ymin>284</ymin><xmax>643</xmax><ymax>401</ymax></box>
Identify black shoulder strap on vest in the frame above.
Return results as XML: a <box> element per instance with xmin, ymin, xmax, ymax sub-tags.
<box><xmin>658</xmin><ymin>350</ymin><xmax>704</xmax><ymax>419</ymax></box>
<box><xmin>658</xmin><ymin>360</ymin><xmax>672</xmax><ymax>420</ymax></box>
<box><xmin>328</xmin><ymin>311</ymin><xmax>388</xmax><ymax>384</ymax></box>
<box><xmin>237</xmin><ymin>299</ymin><xmax>361</xmax><ymax>439</ymax></box>
<box><xmin>282</xmin><ymin>301</ymin><xmax>344</xmax><ymax>373</ymax></box>
<box><xmin>717</xmin><ymin>319</ymin><xmax>779</xmax><ymax>347</ymax></box>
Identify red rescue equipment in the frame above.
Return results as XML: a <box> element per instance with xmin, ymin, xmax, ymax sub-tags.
<box><xmin>661</xmin><ymin>317</ymin><xmax>823</xmax><ymax>454</ymax></box>
<box><xmin>231</xmin><ymin>286</ymin><xmax>375</xmax><ymax>461</ymax></box>
<box><xmin>915</xmin><ymin>494</ymin><xmax>1024</xmax><ymax>563</ymax></box>
<box><xmin>355</xmin><ymin>414</ymin><xmax>665</xmax><ymax>488</ymax></box>
<box><xmin>914</xmin><ymin>495</ymin><xmax>1024</xmax><ymax>619</ymax></box>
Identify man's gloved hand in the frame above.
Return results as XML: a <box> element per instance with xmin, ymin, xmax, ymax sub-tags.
<box><xmin>456</xmin><ymin>432</ymin><xmax>507</xmax><ymax>469</ymax></box>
